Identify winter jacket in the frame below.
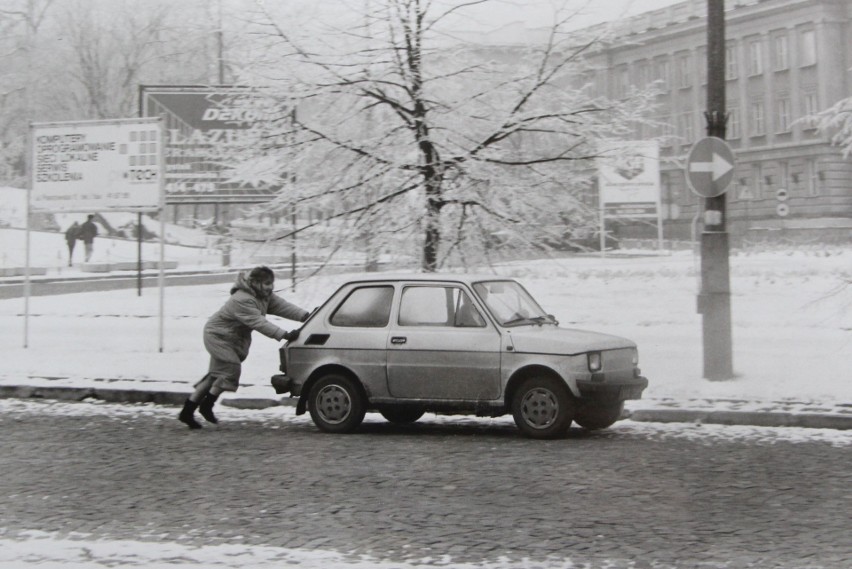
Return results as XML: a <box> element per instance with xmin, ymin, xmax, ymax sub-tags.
<box><xmin>65</xmin><ymin>225</ymin><xmax>79</xmax><ymax>244</ymax></box>
<box><xmin>203</xmin><ymin>272</ymin><xmax>309</xmax><ymax>364</ymax></box>
<box><xmin>78</xmin><ymin>220</ymin><xmax>98</xmax><ymax>244</ymax></box>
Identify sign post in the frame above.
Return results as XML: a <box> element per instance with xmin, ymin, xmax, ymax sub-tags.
<box><xmin>693</xmin><ymin>0</ymin><xmax>734</xmax><ymax>380</ymax></box>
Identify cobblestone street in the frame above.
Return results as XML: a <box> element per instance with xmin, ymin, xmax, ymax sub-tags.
<box><xmin>1</xmin><ymin>401</ymin><xmax>850</xmax><ymax>568</ymax></box>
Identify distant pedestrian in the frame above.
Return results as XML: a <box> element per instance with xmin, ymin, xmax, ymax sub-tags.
<box><xmin>78</xmin><ymin>214</ymin><xmax>98</xmax><ymax>262</ymax></box>
<box><xmin>178</xmin><ymin>266</ymin><xmax>309</xmax><ymax>429</ymax></box>
<box><xmin>64</xmin><ymin>222</ymin><xmax>80</xmax><ymax>266</ymax></box>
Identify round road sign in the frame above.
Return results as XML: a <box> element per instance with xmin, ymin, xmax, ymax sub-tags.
<box><xmin>685</xmin><ymin>137</ymin><xmax>736</xmax><ymax>198</ymax></box>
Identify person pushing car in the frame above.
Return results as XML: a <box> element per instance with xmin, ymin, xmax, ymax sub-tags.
<box><xmin>179</xmin><ymin>266</ymin><xmax>309</xmax><ymax>429</ymax></box>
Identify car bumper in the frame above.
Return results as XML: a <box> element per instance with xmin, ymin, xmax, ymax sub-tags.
<box><xmin>270</xmin><ymin>374</ymin><xmax>293</xmax><ymax>395</ymax></box>
<box><xmin>576</xmin><ymin>375</ymin><xmax>649</xmax><ymax>402</ymax></box>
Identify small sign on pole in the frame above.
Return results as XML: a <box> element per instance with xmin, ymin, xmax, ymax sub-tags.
<box><xmin>685</xmin><ymin>136</ymin><xmax>735</xmax><ymax>198</ymax></box>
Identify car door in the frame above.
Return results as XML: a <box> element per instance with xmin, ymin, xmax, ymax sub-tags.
<box><xmin>386</xmin><ymin>284</ymin><xmax>501</xmax><ymax>400</ymax></box>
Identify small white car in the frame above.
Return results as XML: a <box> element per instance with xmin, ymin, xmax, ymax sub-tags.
<box><xmin>272</xmin><ymin>274</ymin><xmax>648</xmax><ymax>439</ymax></box>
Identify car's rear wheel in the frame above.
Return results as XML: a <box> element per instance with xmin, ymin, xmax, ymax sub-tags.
<box><xmin>575</xmin><ymin>402</ymin><xmax>624</xmax><ymax>430</ymax></box>
<box><xmin>511</xmin><ymin>375</ymin><xmax>575</xmax><ymax>439</ymax></box>
<box><xmin>308</xmin><ymin>373</ymin><xmax>366</xmax><ymax>434</ymax></box>
<box><xmin>379</xmin><ymin>407</ymin><xmax>425</xmax><ymax>424</ymax></box>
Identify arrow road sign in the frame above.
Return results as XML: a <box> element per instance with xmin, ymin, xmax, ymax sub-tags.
<box><xmin>689</xmin><ymin>152</ymin><xmax>732</xmax><ymax>179</ymax></box>
<box><xmin>685</xmin><ymin>137</ymin><xmax>736</xmax><ymax>198</ymax></box>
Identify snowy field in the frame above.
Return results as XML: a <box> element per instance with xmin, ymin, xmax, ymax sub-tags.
<box><xmin>1</xmin><ymin>233</ymin><xmax>850</xmax><ymax>407</ymax></box>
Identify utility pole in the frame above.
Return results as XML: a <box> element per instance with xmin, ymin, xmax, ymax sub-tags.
<box><xmin>700</xmin><ymin>0</ymin><xmax>734</xmax><ymax>379</ymax></box>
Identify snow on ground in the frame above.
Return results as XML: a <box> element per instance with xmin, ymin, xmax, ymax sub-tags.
<box><xmin>1</xmin><ymin>223</ymin><xmax>851</xmax><ymax>569</ymax></box>
<box><xmin>1</xmin><ymin>397</ymin><xmax>850</xmax><ymax>568</ymax></box>
<box><xmin>2</xmin><ymin>235</ymin><xmax>849</xmax><ymax>408</ymax></box>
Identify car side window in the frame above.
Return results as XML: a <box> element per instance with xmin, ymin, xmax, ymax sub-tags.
<box><xmin>330</xmin><ymin>286</ymin><xmax>394</xmax><ymax>327</ymax></box>
<box><xmin>455</xmin><ymin>291</ymin><xmax>486</xmax><ymax>328</ymax></box>
<box><xmin>399</xmin><ymin>286</ymin><xmax>485</xmax><ymax>328</ymax></box>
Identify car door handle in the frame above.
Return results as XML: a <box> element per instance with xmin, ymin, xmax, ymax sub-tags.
<box><xmin>391</xmin><ymin>336</ymin><xmax>407</xmax><ymax>345</ymax></box>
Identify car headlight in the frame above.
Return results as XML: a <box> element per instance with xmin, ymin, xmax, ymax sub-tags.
<box><xmin>588</xmin><ymin>351</ymin><xmax>602</xmax><ymax>372</ymax></box>
<box><xmin>632</xmin><ymin>348</ymin><xmax>639</xmax><ymax>366</ymax></box>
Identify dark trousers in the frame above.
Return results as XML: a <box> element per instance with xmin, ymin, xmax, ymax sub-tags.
<box><xmin>66</xmin><ymin>242</ymin><xmax>76</xmax><ymax>266</ymax></box>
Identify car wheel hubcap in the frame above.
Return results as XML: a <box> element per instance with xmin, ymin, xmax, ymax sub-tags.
<box><xmin>520</xmin><ymin>387</ymin><xmax>559</xmax><ymax>429</ymax></box>
<box><xmin>316</xmin><ymin>384</ymin><xmax>352</xmax><ymax>424</ymax></box>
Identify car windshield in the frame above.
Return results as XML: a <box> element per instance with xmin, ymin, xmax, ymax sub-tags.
<box><xmin>472</xmin><ymin>280</ymin><xmax>552</xmax><ymax>327</ymax></box>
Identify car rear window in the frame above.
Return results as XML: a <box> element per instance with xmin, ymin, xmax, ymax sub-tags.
<box><xmin>330</xmin><ymin>286</ymin><xmax>394</xmax><ymax>327</ymax></box>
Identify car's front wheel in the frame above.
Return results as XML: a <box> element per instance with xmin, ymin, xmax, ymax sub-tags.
<box><xmin>575</xmin><ymin>402</ymin><xmax>624</xmax><ymax>430</ymax></box>
<box><xmin>308</xmin><ymin>373</ymin><xmax>366</xmax><ymax>434</ymax></box>
<box><xmin>511</xmin><ymin>375</ymin><xmax>575</xmax><ymax>439</ymax></box>
<box><xmin>379</xmin><ymin>406</ymin><xmax>425</xmax><ymax>424</ymax></box>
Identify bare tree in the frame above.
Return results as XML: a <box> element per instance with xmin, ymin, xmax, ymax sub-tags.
<box><xmin>229</xmin><ymin>0</ymin><xmax>657</xmax><ymax>271</ymax></box>
<box><xmin>59</xmin><ymin>0</ymin><xmax>202</xmax><ymax>119</ymax></box>
<box><xmin>0</xmin><ymin>0</ymin><xmax>57</xmax><ymax>184</ymax></box>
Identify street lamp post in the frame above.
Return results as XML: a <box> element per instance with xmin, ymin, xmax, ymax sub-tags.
<box><xmin>700</xmin><ymin>0</ymin><xmax>734</xmax><ymax>380</ymax></box>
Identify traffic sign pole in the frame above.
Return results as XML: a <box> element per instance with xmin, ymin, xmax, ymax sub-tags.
<box><xmin>699</xmin><ymin>0</ymin><xmax>734</xmax><ymax>380</ymax></box>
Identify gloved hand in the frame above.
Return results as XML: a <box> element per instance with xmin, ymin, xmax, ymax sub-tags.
<box><xmin>282</xmin><ymin>328</ymin><xmax>300</xmax><ymax>342</ymax></box>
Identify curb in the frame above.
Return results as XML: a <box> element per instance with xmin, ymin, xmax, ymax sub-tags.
<box><xmin>0</xmin><ymin>385</ymin><xmax>292</xmax><ymax>409</ymax></box>
<box><xmin>2</xmin><ymin>385</ymin><xmax>851</xmax><ymax>430</ymax></box>
<box><xmin>627</xmin><ymin>408</ymin><xmax>852</xmax><ymax>431</ymax></box>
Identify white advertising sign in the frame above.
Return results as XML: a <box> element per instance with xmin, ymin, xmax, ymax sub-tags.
<box><xmin>30</xmin><ymin>118</ymin><xmax>163</xmax><ymax>213</ymax></box>
<box><xmin>597</xmin><ymin>141</ymin><xmax>661</xmax><ymax>218</ymax></box>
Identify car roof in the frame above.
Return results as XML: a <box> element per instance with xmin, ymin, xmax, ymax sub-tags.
<box><xmin>340</xmin><ymin>272</ymin><xmax>513</xmax><ymax>286</ymax></box>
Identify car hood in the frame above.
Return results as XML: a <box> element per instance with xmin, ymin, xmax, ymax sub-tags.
<box><xmin>508</xmin><ymin>326</ymin><xmax>636</xmax><ymax>355</ymax></box>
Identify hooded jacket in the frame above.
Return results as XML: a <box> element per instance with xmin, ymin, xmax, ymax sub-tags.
<box><xmin>203</xmin><ymin>272</ymin><xmax>309</xmax><ymax>364</ymax></box>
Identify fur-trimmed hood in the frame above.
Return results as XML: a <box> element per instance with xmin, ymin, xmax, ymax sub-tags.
<box><xmin>230</xmin><ymin>271</ymin><xmax>256</xmax><ymax>296</ymax></box>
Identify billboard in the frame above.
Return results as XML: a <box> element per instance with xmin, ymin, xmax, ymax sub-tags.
<box><xmin>30</xmin><ymin>118</ymin><xmax>163</xmax><ymax>213</ymax></box>
<box><xmin>597</xmin><ymin>141</ymin><xmax>661</xmax><ymax>218</ymax></box>
<box><xmin>140</xmin><ymin>85</ymin><xmax>279</xmax><ymax>205</ymax></box>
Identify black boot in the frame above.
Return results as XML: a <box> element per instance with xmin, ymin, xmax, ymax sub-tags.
<box><xmin>178</xmin><ymin>399</ymin><xmax>202</xmax><ymax>429</ymax></box>
<box><xmin>198</xmin><ymin>393</ymin><xmax>220</xmax><ymax>424</ymax></box>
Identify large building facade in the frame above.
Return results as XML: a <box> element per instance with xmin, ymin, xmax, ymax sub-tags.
<box><xmin>585</xmin><ymin>0</ymin><xmax>851</xmax><ymax>244</ymax></box>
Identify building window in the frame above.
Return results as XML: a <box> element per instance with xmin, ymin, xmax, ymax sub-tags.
<box><xmin>778</xmin><ymin>161</ymin><xmax>789</xmax><ymax>191</ymax></box>
<box><xmin>772</xmin><ymin>35</ymin><xmax>789</xmax><ymax>71</ymax></box>
<box><xmin>677</xmin><ymin>54</ymin><xmax>692</xmax><ymax>88</ymax></box>
<box><xmin>614</xmin><ymin>66</ymin><xmax>630</xmax><ymax>99</ymax></box>
<box><xmin>679</xmin><ymin>112</ymin><xmax>694</xmax><ymax>142</ymax></box>
<box><xmin>727</xmin><ymin>107</ymin><xmax>741</xmax><ymax>139</ymax></box>
<box><xmin>752</xmin><ymin>163</ymin><xmax>764</xmax><ymax>199</ymax></box>
<box><xmin>637</xmin><ymin>61</ymin><xmax>651</xmax><ymax>87</ymax></box>
<box><xmin>697</xmin><ymin>47</ymin><xmax>707</xmax><ymax>84</ymax></box>
<box><xmin>776</xmin><ymin>97</ymin><xmax>791</xmax><ymax>132</ymax></box>
<box><xmin>748</xmin><ymin>40</ymin><xmax>763</xmax><ymax>76</ymax></box>
<box><xmin>725</xmin><ymin>45</ymin><xmax>738</xmax><ymax>80</ymax></box>
<box><xmin>806</xmin><ymin>159</ymin><xmax>820</xmax><ymax>196</ymax></box>
<box><xmin>800</xmin><ymin>29</ymin><xmax>817</xmax><ymax>66</ymax></box>
<box><xmin>654</xmin><ymin>58</ymin><xmax>670</xmax><ymax>90</ymax></box>
<box><xmin>802</xmin><ymin>92</ymin><xmax>819</xmax><ymax>129</ymax></box>
<box><xmin>750</xmin><ymin>100</ymin><xmax>765</xmax><ymax>136</ymax></box>
<box><xmin>660</xmin><ymin>117</ymin><xmax>675</xmax><ymax>144</ymax></box>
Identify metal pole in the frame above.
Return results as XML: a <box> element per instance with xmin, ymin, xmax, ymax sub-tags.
<box><xmin>137</xmin><ymin>87</ymin><xmax>144</xmax><ymax>296</ymax></box>
<box><xmin>158</xmin><ymin>118</ymin><xmax>166</xmax><ymax>352</ymax></box>
<box><xmin>24</xmin><ymin>125</ymin><xmax>33</xmax><ymax>348</ymax></box>
<box><xmin>137</xmin><ymin>212</ymin><xmax>143</xmax><ymax>296</ymax></box>
<box><xmin>700</xmin><ymin>0</ymin><xmax>733</xmax><ymax>379</ymax></box>
<box><xmin>290</xmin><ymin>107</ymin><xmax>297</xmax><ymax>291</ymax></box>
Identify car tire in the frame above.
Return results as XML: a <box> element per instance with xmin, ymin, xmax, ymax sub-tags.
<box><xmin>379</xmin><ymin>407</ymin><xmax>425</xmax><ymax>424</ymax></box>
<box><xmin>575</xmin><ymin>402</ymin><xmax>624</xmax><ymax>430</ymax></box>
<box><xmin>308</xmin><ymin>373</ymin><xmax>366</xmax><ymax>434</ymax></box>
<box><xmin>511</xmin><ymin>375</ymin><xmax>575</xmax><ymax>439</ymax></box>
